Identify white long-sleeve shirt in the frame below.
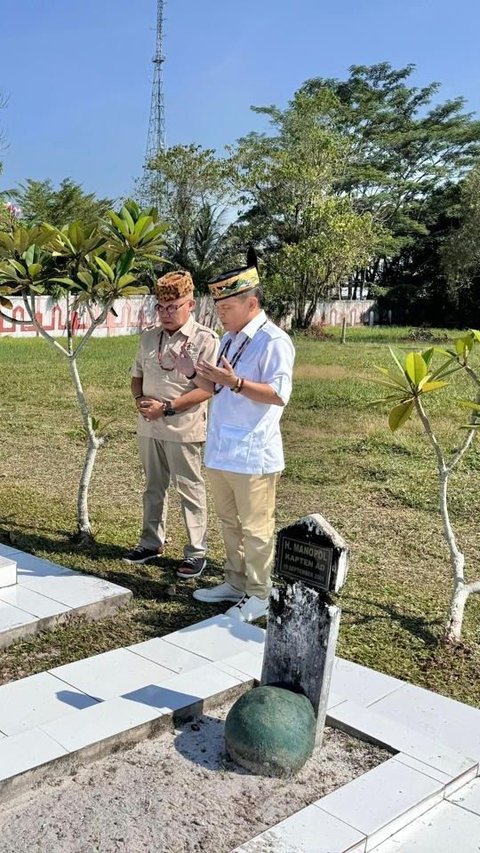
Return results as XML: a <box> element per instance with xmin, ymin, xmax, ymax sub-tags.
<box><xmin>204</xmin><ymin>311</ymin><xmax>295</xmax><ymax>474</ymax></box>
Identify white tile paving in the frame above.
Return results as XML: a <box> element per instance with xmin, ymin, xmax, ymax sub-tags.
<box><xmin>0</xmin><ymin>585</ymin><xmax>69</xmax><ymax>619</ymax></box>
<box><xmin>0</xmin><ymin>555</ymin><xmax>16</xmax><ymax>588</ymax></box>
<box><xmin>317</xmin><ymin>757</ymin><xmax>444</xmax><ymax>851</ymax></box>
<box><xmin>449</xmin><ymin>777</ymin><xmax>480</xmax><ymax>817</ymax></box>
<box><xmin>330</xmin><ymin>699</ymin><xmax>477</xmax><ymax>780</ymax></box>
<box><xmin>0</xmin><ymin>672</ymin><xmax>98</xmax><ymax>736</ymax></box>
<box><xmin>0</xmin><ymin>545</ymin><xmax>131</xmax><ymax>648</ymax></box>
<box><xmin>49</xmin><ymin>648</ymin><xmax>175</xmax><ymax>701</ymax></box>
<box><xmin>331</xmin><ymin>657</ymin><xmax>405</xmax><ymax>707</ymax></box>
<box><xmin>0</xmin><ymin>607</ymin><xmax>479</xmax><ymax>853</ymax></box>
<box><xmin>0</xmin><ymin>729</ymin><xmax>68</xmax><ymax>783</ymax></box>
<box><xmin>233</xmin><ymin>803</ymin><xmax>366</xmax><ymax>852</ymax></box>
<box><xmin>369</xmin><ymin>682</ymin><xmax>480</xmax><ymax>760</ymax></box>
<box><xmin>162</xmin><ymin>614</ymin><xmax>265</xmax><ymax>661</ymax></box>
<box><xmin>128</xmin><ymin>637</ymin><xmax>209</xmax><ymax>674</ymax></box>
<box><xmin>375</xmin><ymin>798</ymin><xmax>480</xmax><ymax>852</ymax></box>
<box><xmin>40</xmin><ymin>697</ymin><xmax>166</xmax><ymax>753</ymax></box>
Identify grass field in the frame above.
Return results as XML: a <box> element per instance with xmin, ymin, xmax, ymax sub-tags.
<box><xmin>1</xmin><ymin>326</ymin><xmax>480</xmax><ymax>706</ymax></box>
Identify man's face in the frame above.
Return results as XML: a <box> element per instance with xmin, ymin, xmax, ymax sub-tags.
<box><xmin>156</xmin><ymin>296</ymin><xmax>195</xmax><ymax>332</ymax></box>
<box><xmin>215</xmin><ymin>295</ymin><xmax>257</xmax><ymax>332</ymax></box>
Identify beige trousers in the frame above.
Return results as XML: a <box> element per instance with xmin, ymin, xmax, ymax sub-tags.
<box><xmin>138</xmin><ymin>437</ymin><xmax>207</xmax><ymax>559</ymax></box>
<box><xmin>206</xmin><ymin>468</ymin><xmax>279</xmax><ymax>599</ymax></box>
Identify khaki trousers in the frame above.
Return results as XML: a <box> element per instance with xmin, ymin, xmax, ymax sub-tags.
<box><xmin>138</xmin><ymin>437</ymin><xmax>207</xmax><ymax>559</ymax></box>
<box><xmin>206</xmin><ymin>468</ymin><xmax>279</xmax><ymax>599</ymax></box>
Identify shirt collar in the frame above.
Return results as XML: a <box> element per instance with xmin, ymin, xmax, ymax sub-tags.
<box><xmin>160</xmin><ymin>314</ymin><xmax>196</xmax><ymax>340</ymax></box>
<box><xmin>236</xmin><ymin>310</ymin><xmax>267</xmax><ymax>340</ymax></box>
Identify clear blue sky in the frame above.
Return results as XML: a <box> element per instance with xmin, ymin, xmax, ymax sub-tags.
<box><xmin>1</xmin><ymin>0</ymin><xmax>479</xmax><ymax>201</ymax></box>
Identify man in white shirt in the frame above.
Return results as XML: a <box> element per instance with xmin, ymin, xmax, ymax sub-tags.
<box><xmin>178</xmin><ymin>255</ymin><xmax>295</xmax><ymax>622</ymax></box>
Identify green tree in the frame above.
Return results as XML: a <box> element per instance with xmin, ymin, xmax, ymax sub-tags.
<box><xmin>141</xmin><ymin>144</ymin><xmax>233</xmax><ymax>290</ymax></box>
<box><xmin>370</xmin><ymin>332</ymin><xmax>480</xmax><ymax>643</ymax></box>
<box><xmin>231</xmin><ymin>90</ymin><xmax>378</xmax><ymax>328</ymax></box>
<box><xmin>300</xmin><ymin>63</ymin><xmax>480</xmax><ymax>296</ymax></box>
<box><xmin>11</xmin><ymin>178</ymin><xmax>113</xmax><ymax>227</ymax></box>
<box><xmin>0</xmin><ymin>201</ymin><xmax>166</xmax><ymax>543</ymax></box>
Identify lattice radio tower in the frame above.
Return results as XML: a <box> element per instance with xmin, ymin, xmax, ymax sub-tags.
<box><xmin>142</xmin><ymin>0</ymin><xmax>166</xmax><ymax>209</ymax></box>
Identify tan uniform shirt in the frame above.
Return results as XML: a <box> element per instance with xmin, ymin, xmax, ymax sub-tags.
<box><xmin>131</xmin><ymin>315</ymin><xmax>219</xmax><ymax>443</ymax></box>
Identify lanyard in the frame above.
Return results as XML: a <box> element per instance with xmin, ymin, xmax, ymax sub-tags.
<box><xmin>214</xmin><ymin>320</ymin><xmax>267</xmax><ymax>395</ymax></box>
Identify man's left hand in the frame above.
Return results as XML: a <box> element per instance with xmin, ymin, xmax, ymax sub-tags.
<box><xmin>196</xmin><ymin>356</ymin><xmax>236</xmax><ymax>388</ymax></box>
<box><xmin>139</xmin><ymin>399</ymin><xmax>165</xmax><ymax>420</ymax></box>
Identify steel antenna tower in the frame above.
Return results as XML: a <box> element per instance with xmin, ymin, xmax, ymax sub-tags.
<box><xmin>142</xmin><ymin>0</ymin><xmax>166</xmax><ymax>209</ymax></box>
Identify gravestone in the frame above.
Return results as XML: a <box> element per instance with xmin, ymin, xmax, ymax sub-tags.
<box><xmin>225</xmin><ymin>514</ymin><xmax>350</xmax><ymax>775</ymax></box>
<box><xmin>261</xmin><ymin>514</ymin><xmax>349</xmax><ymax>745</ymax></box>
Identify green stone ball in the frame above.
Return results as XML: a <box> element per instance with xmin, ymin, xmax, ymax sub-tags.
<box><xmin>225</xmin><ymin>685</ymin><xmax>316</xmax><ymax>777</ymax></box>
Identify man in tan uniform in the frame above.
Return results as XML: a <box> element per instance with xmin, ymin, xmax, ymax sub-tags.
<box><xmin>123</xmin><ymin>270</ymin><xmax>218</xmax><ymax>578</ymax></box>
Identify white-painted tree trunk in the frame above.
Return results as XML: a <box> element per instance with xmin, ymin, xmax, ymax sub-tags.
<box><xmin>68</xmin><ymin>353</ymin><xmax>103</xmax><ymax>542</ymax></box>
<box><xmin>23</xmin><ymin>292</ymin><xmax>109</xmax><ymax>542</ymax></box>
<box><xmin>416</xmin><ymin>396</ymin><xmax>479</xmax><ymax>643</ymax></box>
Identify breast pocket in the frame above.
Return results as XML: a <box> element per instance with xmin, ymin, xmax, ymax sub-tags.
<box><xmin>217</xmin><ymin>424</ymin><xmax>265</xmax><ymax>469</ymax></box>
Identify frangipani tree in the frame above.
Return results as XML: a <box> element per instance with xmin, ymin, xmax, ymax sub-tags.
<box><xmin>0</xmin><ymin>201</ymin><xmax>166</xmax><ymax>544</ymax></box>
<box><xmin>371</xmin><ymin>331</ymin><xmax>480</xmax><ymax>643</ymax></box>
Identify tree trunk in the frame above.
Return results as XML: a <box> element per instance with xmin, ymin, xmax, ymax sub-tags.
<box><xmin>444</xmin><ymin>581</ymin><xmax>469</xmax><ymax>644</ymax></box>
<box><xmin>68</xmin><ymin>355</ymin><xmax>103</xmax><ymax>544</ymax></box>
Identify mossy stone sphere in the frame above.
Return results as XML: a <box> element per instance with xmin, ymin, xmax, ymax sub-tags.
<box><xmin>225</xmin><ymin>685</ymin><xmax>316</xmax><ymax>777</ymax></box>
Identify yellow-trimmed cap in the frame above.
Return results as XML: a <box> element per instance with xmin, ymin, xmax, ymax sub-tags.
<box><xmin>208</xmin><ymin>266</ymin><xmax>260</xmax><ymax>302</ymax></box>
<box><xmin>155</xmin><ymin>270</ymin><xmax>194</xmax><ymax>302</ymax></box>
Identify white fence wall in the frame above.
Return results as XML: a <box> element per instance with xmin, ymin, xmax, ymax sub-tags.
<box><xmin>0</xmin><ymin>296</ymin><xmax>376</xmax><ymax>338</ymax></box>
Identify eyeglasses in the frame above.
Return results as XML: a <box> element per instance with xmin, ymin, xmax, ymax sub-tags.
<box><xmin>156</xmin><ymin>299</ymin><xmax>191</xmax><ymax>316</ymax></box>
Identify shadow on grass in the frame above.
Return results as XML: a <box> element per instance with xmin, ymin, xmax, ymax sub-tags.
<box><xmin>342</xmin><ymin>596</ymin><xmax>442</xmax><ymax>647</ymax></box>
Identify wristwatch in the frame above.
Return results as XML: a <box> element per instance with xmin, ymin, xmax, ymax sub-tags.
<box><xmin>163</xmin><ymin>401</ymin><xmax>176</xmax><ymax>417</ymax></box>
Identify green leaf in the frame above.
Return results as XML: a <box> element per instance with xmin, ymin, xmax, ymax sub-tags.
<box><xmin>95</xmin><ymin>257</ymin><xmax>114</xmax><ymax>282</ymax></box>
<box><xmin>117</xmin><ymin>274</ymin><xmax>137</xmax><ymax>288</ymax></box>
<box><xmin>121</xmin><ymin>285</ymin><xmax>150</xmax><ymax>296</ymax></box>
<box><xmin>27</xmin><ymin>263</ymin><xmax>42</xmax><ymax>279</ymax></box>
<box><xmin>120</xmin><ymin>205</ymin><xmax>135</xmax><ymax>232</ymax></box>
<box><xmin>388</xmin><ymin>400</ymin><xmax>414</xmax><ymax>432</ymax></box>
<box><xmin>458</xmin><ymin>400</ymin><xmax>480</xmax><ymax>412</ymax></box>
<box><xmin>421</xmin><ymin>347</ymin><xmax>435</xmax><ymax>368</ymax></box>
<box><xmin>470</xmin><ymin>329</ymin><xmax>480</xmax><ymax>343</ymax></box>
<box><xmin>419</xmin><ymin>380</ymin><xmax>449</xmax><ymax>392</ymax></box>
<box><xmin>0</xmin><ymin>295</ymin><xmax>13</xmax><ymax>308</ymax></box>
<box><xmin>50</xmin><ymin>277</ymin><xmax>76</xmax><ymax>287</ymax></box>
<box><xmin>405</xmin><ymin>352</ymin><xmax>428</xmax><ymax>386</ymax></box>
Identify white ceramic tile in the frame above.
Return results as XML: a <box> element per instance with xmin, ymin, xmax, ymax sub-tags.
<box><xmin>49</xmin><ymin>648</ymin><xmax>175</xmax><ymax>701</ymax></box>
<box><xmin>163</xmin><ymin>614</ymin><xmax>265</xmax><ymax>661</ymax></box>
<box><xmin>40</xmin><ymin>696</ymin><xmax>166</xmax><ymax>753</ymax></box>
<box><xmin>233</xmin><ymin>802</ymin><xmax>366</xmax><ymax>852</ymax></box>
<box><xmin>0</xmin><ymin>600</ymin><xmax>37</xmax><ymax>633</ymax></box>
<box><xmin>0</xmin><ymin>728</ymin><xmax>68</xmax><ymax>783</ymax></box>
<box><xmin>0</xmin><ymin>556</ymin><xmax>16</xmax><ymax>588</ymax></box>
<box><xmin>155</xmin><ymin>662</ymin><xmax>242</xmax><ymax>702</ymax></box>
<box><xmin>330</xmin><ymin>699</ymin><xmax>476</xmax><ymax>780</ymax></box>
<box><xmin>375</xmin><ymin>800</ymin><xmax>480</xmax><ymax>852</ymax></box>
<box><xmin>0</xmin><ymin>672</ymin><xmax>98</xmax><ymax>736</ymax></box>
<box><xmin>19</xmin><ymin>572</ymin><xmax>129</xmax><ymax>608</ymax></box>
<box><xmin>394</xmin><ymin>753</ymin><xmax>450</xmax><ymax>784</ymax></box>
<box><xmin>369</xmin><ymin>683</ymin><xmax>480</xmax><ymax>760</ymax></box>
<box><xmin>14</xmin><ymin>552</ymin><xmax>74</xmax><ymax>579</ymax></box>
<box><xmin>317</xmin><ymin>757</ymin><xmax>444</xmax><ymax>849</ymax></box>
<box><xmin>0</xmin><ymin>585</ymin><xmax>69</xmax><ymax>619</ymax></box>
<box><xmin>449</xmin><ymin>778</ymin><xmax>480</xmax><ymax>816</ymax></box>
<box><xmin>331</xmin><ymin>657</ymin><xmax>405</xmax><ymax>707</ymax></box>
<box><xmin>216</xmin><ymin>650</ymin><xmax>264</xmax><ymax>681</ymax></box>
<box><xmin>128</xmin><ymin>637</ymin><xmax>208</xmax><ymax>673</ymax></box>
<box><xmin>0</xmin><ymin>544</ymin><xmax>23</xmax><ymax>559</ymax></box>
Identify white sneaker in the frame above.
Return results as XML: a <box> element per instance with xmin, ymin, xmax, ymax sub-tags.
<box><xmin>226</xmin><ymin>594</ymin><xmax>269</xmax><ymax>623</ymax></box>
<box><xmin>193</xmin><ymin>582</ymin><xmax>243</xmax><ymax>603</ymax></box>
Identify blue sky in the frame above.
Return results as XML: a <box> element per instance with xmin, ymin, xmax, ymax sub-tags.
<box><xmin>1</xmin><ymin>0</ymin><xmax>479</xmax><ymax>201</ymax></box>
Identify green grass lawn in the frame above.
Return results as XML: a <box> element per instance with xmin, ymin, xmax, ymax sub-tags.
<box><xmin>1</xmin><ymin>327</ymin><xmax>480</xmax><ymax>706</ymax></box>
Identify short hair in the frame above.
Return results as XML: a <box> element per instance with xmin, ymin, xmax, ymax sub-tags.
<box><xmin>236</xmin><ymin>286</ymin><xmax>264</xmax><ymax>307</ymax></box>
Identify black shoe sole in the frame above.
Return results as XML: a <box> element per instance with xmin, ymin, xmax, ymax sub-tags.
<box><xmin>176</xmin><ymin>562</ymin><xmax>206</xmax><ymax>579</ymax></box>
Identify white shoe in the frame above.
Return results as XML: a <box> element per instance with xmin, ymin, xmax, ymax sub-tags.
<box><xmin>193</xmin><ymin>582</ymin><xmax>243</xmax><ymax>603</ymax></box>
<box><xmin>226</xmin><ymin>594</ymin><xmax>269</xmax><ymax>623</ymax></box>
